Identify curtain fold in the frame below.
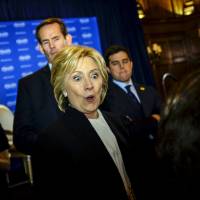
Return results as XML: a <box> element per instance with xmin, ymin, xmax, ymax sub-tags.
<box><xmin>0</xmin><ymin>0</ymin><xmax>155</xmax><ymax>86</ymax></box>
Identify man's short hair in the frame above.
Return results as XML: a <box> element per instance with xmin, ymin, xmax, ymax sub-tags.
<box><xmin>104</xmin><ymin>45</ymin><xmax>132</xmax><ymax>66</ymax></box>
<box><xmin>36</xmin><ymin>18</ymin><xmax>68</xmax><ymax>44</ymax></box>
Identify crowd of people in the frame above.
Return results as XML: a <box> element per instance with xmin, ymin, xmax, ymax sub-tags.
<box><xmin>1</xmin><ymin>17</ymin><xmax>199</xmax><ymax>200</ymax></box>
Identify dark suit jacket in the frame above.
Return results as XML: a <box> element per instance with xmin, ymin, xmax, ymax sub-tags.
<box><xmin>100</xmin><ymin>80</ymin><xmax>162</xmax><ymax>200</ymax></box>
<box><xmin>13</xmin><ymin>65</ymin><xmax>63</xmax><ymax>154</ymax></box>
<box><xmin>101</xmin><ymin>79</ymin><xmax>161</xmax><ymax>120</ymax></box>
<box><xmin>33</xmin><ymin>107</ymin><xmax>134</xmax><ymax>200</ymax></box>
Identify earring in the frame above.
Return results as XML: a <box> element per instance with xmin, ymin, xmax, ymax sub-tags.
<box><xmin>63</xmin><ymin>90</ymin><xmax>68</xmax><ymax>97</ymax></box>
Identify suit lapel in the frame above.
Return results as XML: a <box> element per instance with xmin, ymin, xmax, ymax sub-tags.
<box><xmin>63</xmin><ymin>107</ymin><xmax>115</xmax><ymax>158</ymax></box>
<box><xmin>40</xmin><ymin>65</ymin><xmax>52</xmax><ymax>93</ymax></box>
<box><xmin>102</xmin><ymin>112</ymin><xmax>130</xmax><ymax>152</ymax></box>
<box><xmin>112</xmin><ymin>82</ymin><xmax>133</xmax><ymax>102</ymax></box>
<box><xmin>40</xmin><ymin>65</ymin><xmax>63</xmax><ymax>116</ymax></box>
<box><xmin>134</xmin><ymin>83</ymin><xmax>146</xmax><ymax>113</ymax></box>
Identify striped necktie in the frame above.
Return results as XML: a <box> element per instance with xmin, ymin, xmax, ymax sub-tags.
<box><xmin>125</xmin><ymin>85</ymin><xmax>139</xmax><ymax>104</ymax></box>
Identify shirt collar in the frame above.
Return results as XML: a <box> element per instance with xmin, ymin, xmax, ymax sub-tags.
<box><xmin>49</xmin><ymin>63</ymin><xmax>52</xmax><ymax>70</ymax></box>
<box><xmin>113</xmin><ymin>79</ymin><xmax>133</xmax><ymax>91</ymax></box>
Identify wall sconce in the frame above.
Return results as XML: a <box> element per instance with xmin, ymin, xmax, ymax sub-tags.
<box><xmin>183</xmin><ymin>0</ymin><xmax>195</xmax><ymax>15</ymax></box>
<box><xmin>137</xmin><ymin>1</ymin><xmax>145</xmax><ymax>19</ymax></box>
<box><xmin>147</xmin><ymin>43</ymin><xmax>162</xmax><ymax>64</ymax></box>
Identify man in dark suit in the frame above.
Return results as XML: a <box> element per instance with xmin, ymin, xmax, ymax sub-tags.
<box><xmin>101</xmin><ymin>45</ymin><xmax>161</xmax><ymax>132</ymax></box>
<box><xmin>13</xmin><ymin>18</ymin><xmax>72</xmax><ymax>155</ymax></box>
<box><xmin>100</xmin><ymin>45</ymin><xmax>162</xmax><ymax>199</ymax></box>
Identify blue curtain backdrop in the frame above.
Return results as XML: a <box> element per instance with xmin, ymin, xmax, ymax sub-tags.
<box><xmin>0</xmin><ymin>0</ymin><xmax>155</xmax><ymax>86</ymax></box>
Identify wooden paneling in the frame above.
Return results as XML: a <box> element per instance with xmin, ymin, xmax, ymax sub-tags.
<box><xmin>138</xmin><ymin>0</ymin><xmax>200</xmax><ymax>99</ymax></box>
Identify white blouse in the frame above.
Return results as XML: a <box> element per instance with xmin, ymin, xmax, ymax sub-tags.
<box><xmin>88</xmin><ymin>110</ymin><xmax>134</xmax><ymax>200</ymax></box>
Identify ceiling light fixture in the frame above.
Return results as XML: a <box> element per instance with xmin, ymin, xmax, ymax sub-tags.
<box><xmin>136</xmin><ymin>1</ymin><xmax>145</xmax><ymax>19</ymax></box>
<box><xmin>183</xmin><ymin>0</ymin><xmax>195</xmax><ymax>16</ymax></box>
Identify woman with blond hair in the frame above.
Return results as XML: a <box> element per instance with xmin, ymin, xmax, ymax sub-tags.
<box><xmin>34</xmin><ymin>45</ymin><xmax>135</xmax><ymax>200</ymax></box>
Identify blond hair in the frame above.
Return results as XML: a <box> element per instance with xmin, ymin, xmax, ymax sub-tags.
<box><xmin>51</xmin><ymin>45</ymin><xmax>108</xmax><ymax>112</ymax></box>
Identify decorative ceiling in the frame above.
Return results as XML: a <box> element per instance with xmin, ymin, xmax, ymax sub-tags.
<box><xmin>137</xmin><ymin>0</ymin><xmax>200</xmax><ymax>19</ymax></box>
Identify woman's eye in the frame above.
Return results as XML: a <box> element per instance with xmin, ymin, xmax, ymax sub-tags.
<box><xmin>73</xmin><ymin>75</ymin><xmax>81</xmax><ymax>81</ymax></box>
<box><xmin>91</xmin><ymin>73</ymin><xmax>99</xmax><ymax>79</ymax></box>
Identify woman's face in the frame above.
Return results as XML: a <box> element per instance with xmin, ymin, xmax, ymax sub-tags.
<box><xmin>63</xmin><ymin>56</ymin><xmax>103</xmax><ymax>119</ymax></box>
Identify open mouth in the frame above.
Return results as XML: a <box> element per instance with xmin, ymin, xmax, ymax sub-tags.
<box><xmin>85</xmin><ymin>95</ymin><xmax>95</xmax><ymax>102</ymax></box>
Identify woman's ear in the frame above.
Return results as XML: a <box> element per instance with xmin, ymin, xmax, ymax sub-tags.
<box><xmin>63</xmin><ymin>90</ymin><xmax>68</xmax><ymax>97</ymax></box>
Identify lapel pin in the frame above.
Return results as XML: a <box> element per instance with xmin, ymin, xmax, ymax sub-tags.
<box><xmin>140</xmin><ymin>86</ymin><xmax>145</xmax><ymax>91</ymax></box>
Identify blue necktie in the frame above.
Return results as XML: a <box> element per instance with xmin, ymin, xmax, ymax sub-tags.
<box><xmin>125</xmin><ymin>85</ymin><xmax>140</xmax><ymax>104</ymax></box>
